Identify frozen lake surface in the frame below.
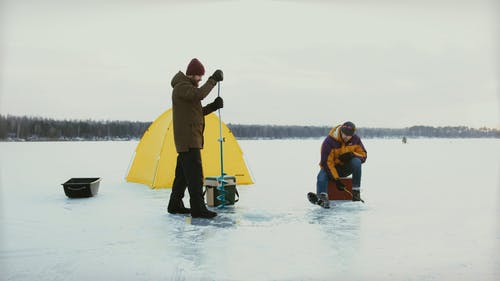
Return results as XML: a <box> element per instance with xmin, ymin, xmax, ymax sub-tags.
<box><xmin>1</xmin><ymin>138</ymin><xmax>499</xmax><ymax>281</ymax></box>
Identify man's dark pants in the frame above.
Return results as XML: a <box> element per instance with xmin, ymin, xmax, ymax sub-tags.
<box><xmin>169</xmin><ymin>148</ymin><xmax>206</xmax><ymax>213</ymax></box>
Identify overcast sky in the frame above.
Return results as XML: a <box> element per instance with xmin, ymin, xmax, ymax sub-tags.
<box><xmin>0</xmin><ymin>0</ymin><xmax>498</xmax><ymax>128</ymax></box>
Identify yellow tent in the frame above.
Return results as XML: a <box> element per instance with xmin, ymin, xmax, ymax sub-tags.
<box><xmin>126</xmin><ymin>109</ymin><xmax>254</xmax><ymax>188</ymax></box>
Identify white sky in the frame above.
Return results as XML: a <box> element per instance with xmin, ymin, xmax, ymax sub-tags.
<box><xmin>0</xmin><ymin>0</ymin><xmax>498</xmax><ymax>128</ymax></box>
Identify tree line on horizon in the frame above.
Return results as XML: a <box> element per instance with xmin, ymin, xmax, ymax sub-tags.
<box><xmin>0</xmin><ymin>115</ymin><xmax>498</xmax><ymax>141</ymax></box>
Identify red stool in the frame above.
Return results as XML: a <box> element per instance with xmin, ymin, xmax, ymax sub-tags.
<box><xmin>327</xmin><ymin>178</ymin><xmax>353</xmax><ymax>200</ymax></box>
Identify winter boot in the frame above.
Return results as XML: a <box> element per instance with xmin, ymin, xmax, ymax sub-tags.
<box><xmin>167</xmin><ymin>199</ymin><xmax>191</xmax><ymax>214</ymax></box>
<box><xmin>352</xmin><ymin>190</ymin><xmax>362</xmax><ymax>202</ymax></box>
<box><xmin>191</xmin><ymin>208</ymin><xmax>217</xmax><ymax>219</ymax></box>
<box><xmin>318</xmin><ymin>192</ymin><xmax>330</xmax><ymax>209</ymax></box>
<box><xmin>307</xmin><ymin>192</ymin><xmax>319</xmax><ymax>205</ymax></box>
<box><xmin>190</xmin><ymin>197</ymin><xmax>217</xmax><ymax>219</ymax></box>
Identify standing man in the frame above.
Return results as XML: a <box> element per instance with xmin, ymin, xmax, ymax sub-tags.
<box><xmin>308</xmin><ymin>121</ymin><xmax>367</xmax><ymax>208</ymax></box>
<box><xmin>167</xmin><ymin>58</ymin><xmax>224</xmax><ymax>219</ymax></box>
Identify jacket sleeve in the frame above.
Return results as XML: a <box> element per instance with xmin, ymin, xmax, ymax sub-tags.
<box><xmin>175</xmin><ymin>78</ymin><xmax>217</xmax><ymax>101</ymax></box>
<box><xmin>321</xmin><ymin>142</ymin><xmax>339</xmax><ymax>180</ymax></box>
<box><xmin>326</xmin><ymin>150</ymin><xmax>340</xmax><ymax>180</ymax></box>
<box><xmin>353</xmin><ymin>140</ymin><xmax>367</xmax><ymax>163</ymax></box>
<box><xmin>202</xmin><ymin>104</ymin><xmax>215</xmax><ymax>116</ymax></box>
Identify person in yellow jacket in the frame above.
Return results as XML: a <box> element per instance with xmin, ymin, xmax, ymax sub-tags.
<box><xmin>308</xmin><ymin>121</ymin><xmax>367</xmax><ymax>208</ymax></box>
<box><xmin>167</xmin><ymin>58</ymin><xmax>223</xmax><ymax>219</ymax></box>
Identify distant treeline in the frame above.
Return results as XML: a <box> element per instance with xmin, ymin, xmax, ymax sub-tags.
<box><xmin>0</xmin><ymin>115</ymin><xmax>150</xmax><ymax>141</ymax></box>
<box><xmin>0</xmin><ymin>115</ymin><xmax>498</xmax><ymax>141</ymax></box>
<box><xmin>229</xmin><ymin>125</ymin><xmax>499</xmax><ymax>139</ymax></box>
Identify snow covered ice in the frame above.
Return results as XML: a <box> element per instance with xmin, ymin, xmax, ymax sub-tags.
<box><xmin>0</xmin><ymin>139</ymin><xmax>499</xmax><ymax>281</ymax></box>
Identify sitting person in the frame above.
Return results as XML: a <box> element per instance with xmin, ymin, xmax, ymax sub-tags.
<box><xmin>308</xmin><ymin>121</ymin><xmax>367</xmax><ymax>208</ymax></box>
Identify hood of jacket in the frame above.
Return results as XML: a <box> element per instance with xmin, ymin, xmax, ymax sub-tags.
<box><xmin>329</xmin><ymin>125</ymin><xmax>343</xmax><ymax>143</ymax></box>
<box><xmin>171</xmin><ymin>71</ymin><xmax>195</xmax><ymax>88</ymax></box>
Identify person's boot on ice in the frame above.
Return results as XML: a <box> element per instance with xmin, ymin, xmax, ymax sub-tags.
<box><xmin>307</xmin><ymin>192</ymin><xmax>330</xmax><ymax>209</ymax></box>
<box><xmin>317</xmin><ymin>192</ymin><xmax>330</xmax><ymax>208</ymax></box>
<box><xmin>190</xmin><ymin>197</ymin><xmax>217</xmax><ymax>218</ymax></box>
<box><xmin>352</xmin><ymin>189</ymin><xmax>362</xmax><ymax>202</ymax></box>
<box><xmin>167</xmin><ymin>198</ymin><xmax>190</xmax><ymax>214</ymax></box>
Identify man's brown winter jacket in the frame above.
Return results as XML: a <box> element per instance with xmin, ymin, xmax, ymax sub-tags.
<box><xmin>171</xmin><ymin>71</ymin><xmax>218</xmax><ymax>153</ymax></box>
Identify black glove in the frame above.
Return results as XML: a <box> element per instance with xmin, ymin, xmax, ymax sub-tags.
<box><xmin>335</xmin><ymin>179</ymin><xmax>346</xmax><ymax>191</ymax></box>
<box><xmin>339</xmin><ymin>152</ymin><xmax>354</xmax><ymax>163</ymax></box>
<box><xmin>210</xmin><ymin>69</ymin><xmax>223</xmax><ymax>82</ymax></box>
<box><xmin>210</xmin><ymin>97</ymin><xmax>223</xmax><ymax>111</ymax></box>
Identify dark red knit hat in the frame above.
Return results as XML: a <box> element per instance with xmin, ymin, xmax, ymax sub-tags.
<box><xmin>186</xmin><ymin>58</ymin><xmax>205</xmax><ymax>76</ymax></box>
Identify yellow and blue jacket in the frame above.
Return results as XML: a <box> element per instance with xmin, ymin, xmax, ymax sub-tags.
<box><xmin>319</xmin><ymin>125</ymin><xmax>367</xmax><ymax>180</ymax></box>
